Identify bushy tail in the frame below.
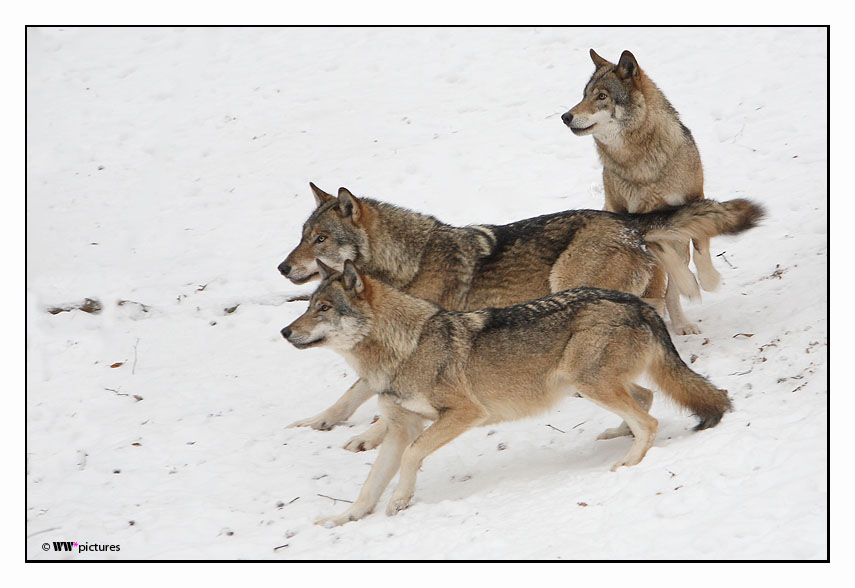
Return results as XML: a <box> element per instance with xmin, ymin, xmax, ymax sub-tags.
<box><xmin>639</xmin><ymin>198</ymin><xmax>765</xmax><ymax>245</ymax></box>
<box><xmin>644</xmin><ymin>309</ymin><xmax>732</xmax><ymax>430</ymax></box>
<box><xmin>635</xmin><ymin>199</ymin><xmax>765</xmax><ymax>300</ymax></box>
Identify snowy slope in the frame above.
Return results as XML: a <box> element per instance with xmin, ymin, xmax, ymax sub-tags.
<box><xmin>26</xmin><ymin>26</ymin><xmax>827</xmax><ymax>560</ymax></box>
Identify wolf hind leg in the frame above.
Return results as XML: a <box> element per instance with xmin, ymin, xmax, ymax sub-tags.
<box><xmin>559</xmin><ymin>332</ymin><xmax>658</xmax><ymax>470</ymax></box>
<box><xmin>665</xmin><ymin>278</ymin><xmax>701</xmax><ymax>335</ymax></box>
<box><xmin>597</xmin><ymin>384</ymin><xmax>654</xmax><ymax>440</ymax></box>
<box><xmin>692</xmin><ymin>236</ymin><xmax>721</xmax><ymax>292</ymax></box>
<box><xmin>640</xmin><ymin>263</ymin><xmax>667</xmax><ymax>319</ymax></box>
<box><xmin>662</xmin><ymin>239</ymin><xmax>701</xmax><ymax>334</ymax></box>
<box><xmin>577</xmin><ymin>381</ymin><xmax>658</xmax><ymax>470</ymax></box>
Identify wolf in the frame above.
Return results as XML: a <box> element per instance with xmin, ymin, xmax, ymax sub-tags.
<box><xmin>562</xmin><ymin>49</ymin><xmax>719</xmax><ymax>334</ymax></box>
<box><xmin>279</xmin><ymin>183</ymin><xmax>761</xmax><ymax>451</ymax></box>
<box><xmin>281</xmin><ymin>260</ymin><xmax>731</xmax><ymax>526</ymax></box>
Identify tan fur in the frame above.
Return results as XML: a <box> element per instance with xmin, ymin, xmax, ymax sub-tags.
<box><xmin>645</xmin><ymin>198</ymin><xmax>766</xmax><ymax>303</ymax></box>
<box><xmin>563</xmin><ymin>49</ymin><xmax>726</xmax><ymax>334</ymax></box>
<box><xmin>646</xmin><ymin>241</ymin><xmax>700</xmax><ymax>300</ymax></box>
<box><xmin>281</xmin><ymin>187</ymin><xmax>761</xmax><ymax>451</ymax></box>
<box><xmin>283</xmin><ymin>263</ymin><xmax>730</xmax><ymax>526</ymax></box>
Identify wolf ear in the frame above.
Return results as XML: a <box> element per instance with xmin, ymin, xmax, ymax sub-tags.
<box><xmin>316</xmin><ymin>258</ymin><xmax>335</xmax><ymax>280</ymax></box>
<box><xmin>337</xmin><ymin>187</ymin><xmax>363</xmax><ymax>222</ymax></box>
<box><xmin>309</xmin><ymin>182</ymin><xmax>335</xmax><ymax>208</ymax></box>
<box><xmin>590</xmin><ymin>48</ymin><xmax>612</xmax><ymax>69</ymax></box>
<box><xmin>341</xmin><ymin>260</ymin><xmax>364</xmax><ymax>293</ymax></box>
<box><xmin>616</xmin><ymin>50</ymin><xmax>640</xmax><ymax>80</ymax></box>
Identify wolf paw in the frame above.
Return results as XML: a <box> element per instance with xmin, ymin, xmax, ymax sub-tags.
<box><xmin>597</xmin><ymin>423</ymin><xmax>633</xmax><ymax>440</ymax></box>
<box><xmin>287</xmin><ymin>411</ymin><xmax>342</xmax><ymax>431</ymax></box>
<box><xmin>343</xmin><ymin>431</ymin><xmax>383</xmax><ymax>453</ymax></box>
<box><xmin>343</xmin><ymin>437</ymin><xmax>380</xmax><ymax>453</ymax></box>
<box><xmin>315</xmin><ymin>510</ymin><xmax>363</xmax><ymax>527</ymax></box>
<box><xmin>673</xmin><ymin>322</ymin><xmax>702</xmax><ymax>336</ymax></box>
<box><xmin>610</xmin><ymin>460</ymin><xmax>628</xmax><ymax>472</ymax></box>
<box><xmin>386</xmin><ymin>495</ymin><xmax>413</xmax><ymax>516</ymax></box>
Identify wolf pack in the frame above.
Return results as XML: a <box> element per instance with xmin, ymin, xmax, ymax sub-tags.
<box><xmin>278</xmin><ymin>50</ymin><xmax>765</xmax><ymax>527</ymax></box>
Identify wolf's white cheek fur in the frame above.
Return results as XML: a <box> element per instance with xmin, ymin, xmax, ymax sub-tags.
<box><xmin>319</xmin><ymin>245</ymin><xmax>357</xmax><ymax>270</ymax></box>
<box><xmin>327</xmin><ymin>315</ymin><xmax>368</xmax><ymax>350</ymax></box>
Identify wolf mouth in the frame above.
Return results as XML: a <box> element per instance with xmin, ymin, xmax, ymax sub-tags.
<box><xmin>571</xmin><ymin>124</ymin><xmax>596</xmax><ymax>135</ymax></box>
<box><xmin>288</xmin><ymin>271</ymin><xmax>320</xmax><ymax>285</ymax></box>
<box><xmin>290</xmin><ymin>337</ymin><xmax>327</xmax><ymax>350</ymax></box>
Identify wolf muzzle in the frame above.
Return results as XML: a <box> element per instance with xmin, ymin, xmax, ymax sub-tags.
<box><xmin>281</xmin><ymin>325</ymin><xmax>326</xmax><ymax>350</ymax></box>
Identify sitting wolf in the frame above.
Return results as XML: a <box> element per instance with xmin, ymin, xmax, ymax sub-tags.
<box><xmin>563</xmin><ymin>49</ymin><xmax>723</xmax><ymax>334</ymax></box>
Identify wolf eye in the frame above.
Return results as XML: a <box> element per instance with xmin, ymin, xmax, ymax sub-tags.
<box><xmin>319</xmin><ymin>304</ymin><xmax>331</xmax><ymax>312</ymax></box>
<box><xmin>597</xmin><ymin>93</ymin><xmax>607</xmax><ymax>100</ymax></box>
<box><xmin>315</xmin><ymin>235</ymin><xmax>327</xmax><ymax>243</ymax></box>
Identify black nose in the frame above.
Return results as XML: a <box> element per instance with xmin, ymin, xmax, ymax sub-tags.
<box><xmin>278</xmin><ymin>262</ymin><xmax>291</xmax><ymax>277</ymax></box>
<box><xmin>561</xmin><ymin>111</ymin><xmax>573</xmax><ymax>126</ymax></box>
<box><xmin>281</xmin><ymin>327</ymin><xmax>292</xmax><ymax>339</ymax></box>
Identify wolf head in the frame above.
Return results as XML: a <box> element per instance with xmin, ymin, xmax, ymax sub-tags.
<box><xmin>278</xmin><ymin>184</ymin><xmax>369</xmax><ymax>284</ymax></box>
<box><xmin>561</xmin><ymin>49</ymin><xmax>645</xmax><ymax>142</ymax></box>
<box><xmin>281</xmin><ymin>259</ymin><xmax>372</xmax><ymax>351</ymax></box>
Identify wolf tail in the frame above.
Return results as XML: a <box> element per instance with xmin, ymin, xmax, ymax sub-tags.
<box><xmin>639</xmin><ymin>199</ymin><xmax>765</xmax><ymax>243</ymax></box>
<box><xmin>637</xmin><ymin>199</ymin><xmax>766</xmax><ymax>299</ymax></box>
<box><xmin>644</xmin><ymin>307</ymin><xmax>732</xmax><ymax>430</ymax></box>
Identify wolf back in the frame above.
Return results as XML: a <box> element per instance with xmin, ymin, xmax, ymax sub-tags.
<box><xmin>280</xmin><ymin>185</ymin><xmax>764</xmax><ymax>313</ymax></box>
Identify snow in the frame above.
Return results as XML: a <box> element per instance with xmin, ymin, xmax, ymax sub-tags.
<box><xmin>26</xmin><ymin>26</ymin><xmax>827</xmax><ymax>561</ymax></box>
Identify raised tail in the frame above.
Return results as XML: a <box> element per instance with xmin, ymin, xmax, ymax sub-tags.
<box><xmin>643</xmin><ymin>308</ymin><xmax>732</xmax><ymax>429</ymax></box>
<box><xmin>638</xmin><ymin>198</ymin><xmax>766</xmax><ymax>245</ymax></box>
<box><xmin>634</xmin><ymin>199</ymin><xmax>765</xmax><ymax>300</ymax></box>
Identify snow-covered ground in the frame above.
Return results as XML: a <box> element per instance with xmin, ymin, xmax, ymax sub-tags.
<box><xmin>26</xmin><ymin>26</ymin><xmax>827</xmax><ymax>560</ymax></box>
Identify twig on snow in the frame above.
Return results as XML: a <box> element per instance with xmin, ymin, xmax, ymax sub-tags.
<box><xmin>715</xmin><ymin>251</ymin><xmax>734</xmax><ymax>269</ymax></box>
<box><xmin>132</xmin><ymin>338</ymin><xmax>140</xmax><ymax>374</ymax></box>
<box><xmin>317</xmin><ymin>493</ymin><xmax>353</xmax><ymax>504</ymax></box>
